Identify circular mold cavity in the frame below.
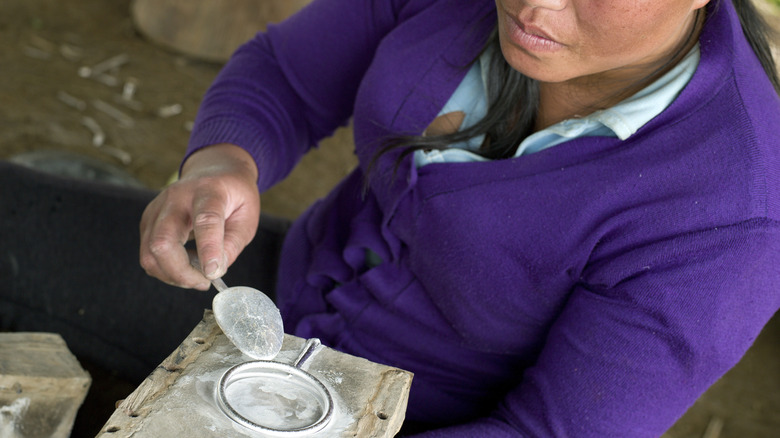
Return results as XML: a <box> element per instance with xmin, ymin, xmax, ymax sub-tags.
<box><xmin>216</xmin><ymin>360</ymin><xmax>333</xmax><ymax>435</ymax></box>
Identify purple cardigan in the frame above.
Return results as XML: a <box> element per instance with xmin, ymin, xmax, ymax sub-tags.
<box><xmin>188</xmin><ymin>0</ymin><xmax>780</xmax><ymax>435</ymax></box>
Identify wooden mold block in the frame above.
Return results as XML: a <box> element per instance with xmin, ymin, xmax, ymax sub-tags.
<box><xmin>98</xmin><ymin>310</ymin><xmax>413</xmax><ymax>437</ymax></box>
<box><xmin>0</xmin><ymin>333</ymin><xmax>91</xmax><ymax>438</ymax></box>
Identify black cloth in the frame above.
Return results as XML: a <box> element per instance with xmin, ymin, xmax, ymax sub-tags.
<box><xmin>0</xmin><ymin>161</ymin><xmax>289</xmax><ymax>382</ymax></box>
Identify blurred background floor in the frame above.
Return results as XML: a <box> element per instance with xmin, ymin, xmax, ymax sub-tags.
<box><xmin>0</xmin><ymin>0</ymin><xmax>777</xmax><ymax>437</ymax></box>
<box><xmin>0</xmin><ymin>0</ymin><xmax>356</xmax><ymax>220</ymax></box>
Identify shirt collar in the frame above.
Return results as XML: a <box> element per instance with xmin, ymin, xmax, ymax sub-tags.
<box><xmin>552</xmin><ymin>43</ymin><xmax>701</xmax><ymax>141</ymax></box>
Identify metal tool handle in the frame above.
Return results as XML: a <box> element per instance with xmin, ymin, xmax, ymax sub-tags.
<box><xmin>293</xmin><ymin>338</ymin><xmax>322</xmax><ymax>368</ymax></box>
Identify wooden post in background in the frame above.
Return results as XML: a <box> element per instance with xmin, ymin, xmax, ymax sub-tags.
<box><xmin>131</xmin><ymin>0</ymin><xmax>313</xmax><ymax>63</ymax></box>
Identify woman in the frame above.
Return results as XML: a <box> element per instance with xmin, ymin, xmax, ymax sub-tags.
<box><xmin>140</xmin><ymin>0</ymin><xmax>780</xmax><ymax>436</ymax></box>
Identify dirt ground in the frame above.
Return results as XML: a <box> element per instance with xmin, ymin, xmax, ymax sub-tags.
<box><xmin>0</xmin><ymin>0</ymin><xmax>778</xmax><ymax>437</ymax></box>
<box><xmin>0</xmin><ymin>0</ymin><xmax>356</xmax><ymax>220</ymax></box>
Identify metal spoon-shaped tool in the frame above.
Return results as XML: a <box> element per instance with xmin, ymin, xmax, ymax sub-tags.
<box><xmin>190</xmin><ymin>255</ymin><xmax>284</xmax><ymax>360</ymax></box>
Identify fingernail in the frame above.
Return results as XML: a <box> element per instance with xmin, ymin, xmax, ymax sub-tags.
<box><xmin>204</xmin><ymin>259</ymin><xmax>220</xmax><ymax>278</ymax></box>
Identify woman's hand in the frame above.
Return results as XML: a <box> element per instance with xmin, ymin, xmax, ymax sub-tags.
<box><xmin>139</xmin><ymin>143</ymin><xmax>261</xmax><ymax>290</ymax></box>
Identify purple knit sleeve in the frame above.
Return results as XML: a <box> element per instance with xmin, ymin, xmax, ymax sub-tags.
<box><xmin>185</xmin><ymin>0</ymin><xmax>399</xmax><ymax>191</ymax></box>
<box><xmin>410</xmin><ymin>220</ymin><xmax>780</xmax><ymax>437</ymax></box>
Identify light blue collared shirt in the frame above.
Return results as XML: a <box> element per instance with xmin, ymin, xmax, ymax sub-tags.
<box><xmin>414</xmin><ymin>44</ymin><xmax>701</xmax><ymax>167</ymax></box>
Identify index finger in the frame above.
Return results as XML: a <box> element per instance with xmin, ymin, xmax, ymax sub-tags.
<box><xmin>140</xmin><ymin>195</ymin><xmax>210</xmax><ymax>290</ymax></box>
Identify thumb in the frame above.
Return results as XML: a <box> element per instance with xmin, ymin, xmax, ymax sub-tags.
<box><xmin>221</xmin><ymin>194</ymin><xmax>261</xmax><ymax>270</ymax></box>
<box><xmin>191</xmin><ymin>185</ymin><xmax>229</xmax><ymax>279</ymax></box>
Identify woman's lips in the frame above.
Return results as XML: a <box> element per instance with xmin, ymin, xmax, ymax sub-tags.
<box><xmin>504</xmin><ymin>14</ymin><xmax>565</xmax><ymax>53</ymax></box>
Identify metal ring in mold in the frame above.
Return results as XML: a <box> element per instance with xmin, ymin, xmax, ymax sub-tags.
<box><xmin>216</xmin><ymin>339</ymin><xmax>334</xmax><ymax>436</ymax></box>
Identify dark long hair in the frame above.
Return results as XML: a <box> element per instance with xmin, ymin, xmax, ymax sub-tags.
<box><xmin>368</xmin><ymin>0</ymin><xmax>779</xmax><ymax>175</ymax></box>
<box><xmin>732</xmin><ymin>0</ymin><xmax>780</xmax><ymax>93</ymax></box>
